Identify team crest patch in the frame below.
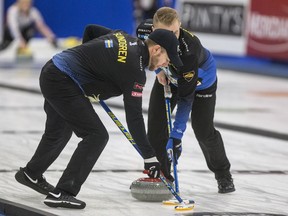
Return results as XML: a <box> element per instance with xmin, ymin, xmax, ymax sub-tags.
<box><xmin>183</xmin><ymin>71</ymin><xmax>195</xmax><ymax>82</ymax></box>
<box><xmin>133</xmin><ymin>82</ymin><xmax>144</xmax><ymax>90</ymax></box>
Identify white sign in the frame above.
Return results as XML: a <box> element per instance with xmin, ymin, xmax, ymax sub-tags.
<box><xmin>176</xmin><ymin>0</ymin><xmax>250</xmax><ymax>56</ymax></box>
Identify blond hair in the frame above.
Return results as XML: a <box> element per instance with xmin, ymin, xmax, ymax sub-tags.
<box><xmin>153</xmin><ymin>7</ymin><xmax>180</xmax><ymax>26</ymax></box>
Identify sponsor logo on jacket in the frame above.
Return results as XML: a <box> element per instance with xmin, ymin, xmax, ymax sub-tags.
<box><xmin>129</xmin><ymin>42</ymin><xmax>137</xmax><ymax>46</ymax></box>
<box><xmin>131</xmin><ymin>91</ymin><xmax>143</xmax><ymax>97</ymax></box>
<box><xmin>133</xmin><ymin>82</ymin><xmax>144</xmax><ymax>90</ymax></box>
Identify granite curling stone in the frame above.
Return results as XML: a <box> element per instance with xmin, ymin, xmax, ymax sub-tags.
<box><xmin>130</xmin><ymin>177</ymin><xmax>173</xmax><ymax>202</ymax></box>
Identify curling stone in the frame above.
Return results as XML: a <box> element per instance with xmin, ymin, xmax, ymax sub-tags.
<box><xmin>130</xmin><ymin>177</ymin><xmax>173</xmax><ymax>202</ymax></box>
<box><xmin>62</xmin><ymin>37</ymin><xmax>81</xmax><ymax>49</ymax></box>
<box><xmin>16</xmin><ymin>47</ymin><xmax>33</xmax><ymax>62</ymax></box>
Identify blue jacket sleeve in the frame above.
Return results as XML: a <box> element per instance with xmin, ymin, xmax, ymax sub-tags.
<box><xmin>170</xmin><ymin>67</ymin><xmax>198</xmax><ymax>139</ymax></box>
<box><xmin>170</xmin><ymin>85</ymin><xmax>195</xmax><ymax>140</ymax></box>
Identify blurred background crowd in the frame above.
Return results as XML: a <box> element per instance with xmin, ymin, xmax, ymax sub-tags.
<box><xmin>0</xmin><ymin>0</ymin><xmax>287</xmax><ymax>68</ymax></box>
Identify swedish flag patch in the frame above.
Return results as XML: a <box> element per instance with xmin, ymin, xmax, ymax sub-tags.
<box><xmin>105</xmin><ymin>39</ymin><xmax>113</xmax><ymax>48</ymax></box>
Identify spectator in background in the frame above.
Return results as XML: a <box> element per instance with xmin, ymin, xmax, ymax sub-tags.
<box><xmin>0</xmin><ymin>0</ymin><xmax>57</xmax><ymax>52</ymax></box>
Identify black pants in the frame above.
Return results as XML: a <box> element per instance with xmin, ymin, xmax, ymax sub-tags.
<box><xmin>147</xmin><ymin>79</ymin><xmax>231</xmax><ymax>180</ymax></box>
<box><xmin>25</xmin><ymin>60</ymin><xmax>109</xmax><ymax>196</ymax></box>
<box><xmin>0</xmin><ymin>24</ymin><xmax>35</xmax><ymax>50</ymax></box>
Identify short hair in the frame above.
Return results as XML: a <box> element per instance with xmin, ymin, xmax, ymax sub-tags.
<box><xmin>145</xmin><ymin>38</ymin><xmax>165</xmax><ymax>53</ymax></box>
<box><xmin>145</xmin><ymin>38</ymin><xmax>157</xmax><ymax>47</ymax></box>
<box><xmin>153</xmin><ymin>7</ymin><xmax>180</xmax><ymax>26</ymax></box>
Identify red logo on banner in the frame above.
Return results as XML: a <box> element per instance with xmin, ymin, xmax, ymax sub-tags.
<box><xmin>247</xmin><ymin>0</ymin><xmax>288</xmax><ymax>61</ymax></box>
